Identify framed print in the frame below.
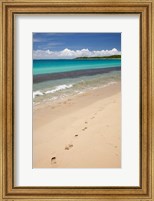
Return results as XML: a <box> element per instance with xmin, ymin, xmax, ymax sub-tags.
<box><xmin>0</xmin><ymin>0</ymin><xmax>153</xmax><ymax>200</ymax></box>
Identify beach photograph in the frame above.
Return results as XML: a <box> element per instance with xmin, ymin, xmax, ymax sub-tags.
<box><xmin>33</xmin><ymin>33</ymin><xmax>121</xmax><ymax>168</ymax></box>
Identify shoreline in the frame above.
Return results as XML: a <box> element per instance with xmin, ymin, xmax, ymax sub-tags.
<box><xmin>33</xmin><ymin>82</ymin><xmax>121</xmax><ymax>168</ymax></box>
<box><xmin>33</xmin><ymin>81</ymin><xmax>119</xmax><ymax>110</ymax></box>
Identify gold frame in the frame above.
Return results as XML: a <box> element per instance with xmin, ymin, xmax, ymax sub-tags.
<box><xmin>0</xmin><ymin>0</ymin><xmax>153</xmax><ymax>200</ymax></box>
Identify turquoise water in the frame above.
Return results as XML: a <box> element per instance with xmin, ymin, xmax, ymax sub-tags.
<box><xmin>33</xmin><ymin>59</ymin><xmax>121</xmax><ymax>105</ymax></box>
<box><xmin>33</xmin><ymin>59</ymin><xmax>121</xmax><ymax>75</ymax></box>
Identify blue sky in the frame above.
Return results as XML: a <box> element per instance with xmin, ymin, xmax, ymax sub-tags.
<box><xmin>33</xmin><ymin>33</ymin><xmax>121</xmax><ymax>51</ymax></box>
<box><xmin>33</xmin><ymin>33</ymin><xmax>121</xmax><ymax>59</ymax></box>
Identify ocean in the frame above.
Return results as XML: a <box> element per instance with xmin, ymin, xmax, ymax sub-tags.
<box><xmin>33</xmin><ymin>59</ymin><xmax>121</xmax><ymax>105</ymax></box>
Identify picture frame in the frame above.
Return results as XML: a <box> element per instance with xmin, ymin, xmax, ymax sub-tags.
<box><xmin>0</xmin><ymin>0</ymin><xmax>153</xmax><ymax>200</ymax></box>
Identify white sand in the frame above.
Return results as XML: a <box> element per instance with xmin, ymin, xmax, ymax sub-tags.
<box><xmin>33</xmin><ymin>83</ymin><xmax>121</xmax><ymax>168</ymax></box>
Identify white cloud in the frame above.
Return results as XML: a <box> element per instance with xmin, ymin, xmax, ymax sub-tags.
<box><xmin>33</xmin><ymin>48</ymin><xmax>121</xmax><ymax>59</ymax></box>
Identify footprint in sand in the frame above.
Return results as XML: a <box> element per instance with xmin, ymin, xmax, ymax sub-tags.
<box><xmin>114</xmin><ymin>146</ymin><xmax>118</xmax><ymax>148</ymax></box>
<box><xmin>65</xmin><ymin>144</ymin><xmax>73</xmax><ymax>150</ymax></box>
<box><xmin>51</xmin><ymin>156</ymin><xmax>56</xmax><ymax>164</ymax></box>
<box><xmin>91</xmin><ymin>117</ymin><xmax>95</xmax><ymax>119</ymax></box>
<box><xmin>85</xmin><ymin>121</ymin><xmax>88</xmax><ymax>124</ymax></box>
<box><xmin>82</xmin><ymin>127</ymin><xmax>87</xmax><ymax>131</ymax></box>
<box><xmin>75</xmin><ymin>134</ymin><xmax>78</xmax><ymax>137</ymax></box>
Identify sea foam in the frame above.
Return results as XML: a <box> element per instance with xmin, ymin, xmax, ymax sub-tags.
<box><xmin>33</xmin><ymin>84</ymin><xmax>73</xmax><ymax>99</ymax></box>
<box><xmin>33</xmin><ymin>91</ymin><xmax>44</xmax><ymax>98</ymax></box>
<box><xmin>45</xmin><ymin>84</ymin><xmax>73</xmax><ymax>94</ymax></box>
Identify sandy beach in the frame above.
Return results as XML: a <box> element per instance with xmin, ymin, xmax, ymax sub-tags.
<box><xmin>33</xmin><ymin>82</ymin><xmax>121</xmax><ymax>168</ymax></box>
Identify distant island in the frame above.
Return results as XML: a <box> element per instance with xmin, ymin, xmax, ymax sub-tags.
<box><xmin>74</xmin><ymin>55</ymin><xmax>121</xmax><ymax>60</ymax></box>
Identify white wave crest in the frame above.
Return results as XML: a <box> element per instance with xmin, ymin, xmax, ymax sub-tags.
<box><xmin>45</xmin><ymin>84</ymin><xmax>73</xmax><ymax>94</ymax></box>
<box><xmin>33</xmin><ymin>91</ymin><xmax>44</xmax><ymax>98</ymax></box>
<box><xmin>33</xmin><ymin>84</ymin><xmax>73</xmax><ymax>99</ymax></box>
